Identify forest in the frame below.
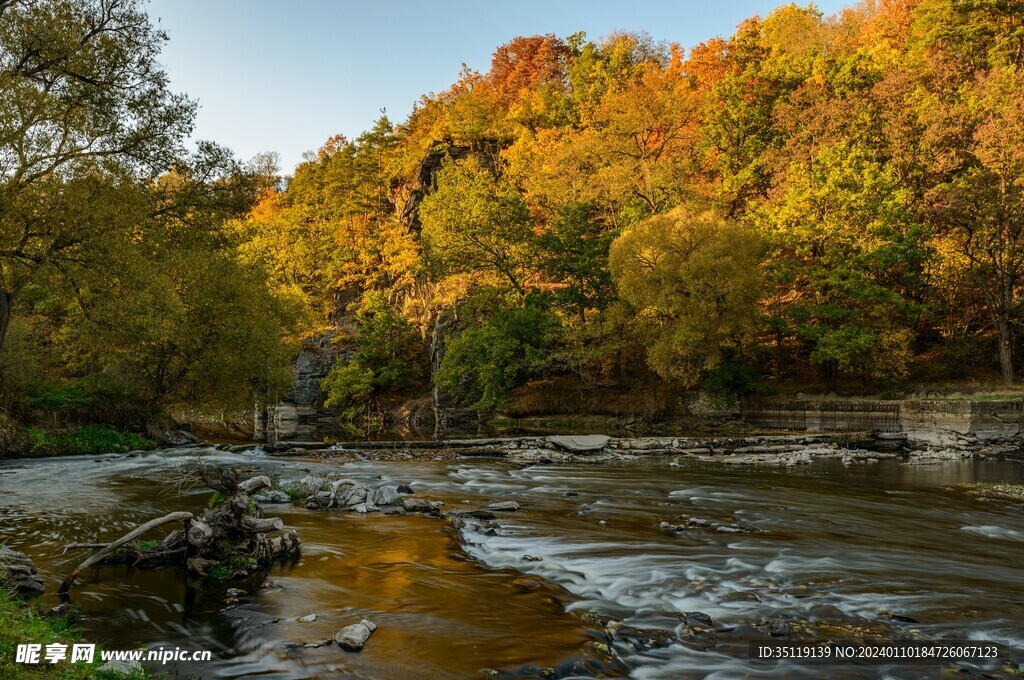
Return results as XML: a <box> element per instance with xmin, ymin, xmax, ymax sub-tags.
<box><xmin>3</xmin><ymin>0</ymin><xmax>1024</xmax><ymax>450</ymax></box>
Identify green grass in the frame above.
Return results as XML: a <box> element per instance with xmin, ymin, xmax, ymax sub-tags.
<box><xmin>209</xmin><ymin>557</ymin><xmax>258</xmax><ymax>581</ymax></box>
<box><xmin>23</xmin><ymin>386</ymin><xmax>97</xmax><ymax>411</ymax></box>
<box><xmin>0</xmin><ymin>589</ymin><xmax>150</xmax><ymax>678</ymax></box>
<box><xmin>22</xmin><ymin>426</ymin><xmax>156</xmax><ymax>457</ymax></box>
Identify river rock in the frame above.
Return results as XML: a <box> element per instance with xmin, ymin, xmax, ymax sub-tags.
<box><xmin>486</xmin><ymin>501</ymin><xmax>520</xmax><ymax>511</ymax></box>
<box><xmin>403</xmin><ymin>498</ymin><xmax>443</xmax><ymax>514</ymax></box>
<box><xmin>335</xmin><ymin>483</ymin><xmax>368</xmax><ymax>508</ymax></box>
<box><xmin>546</xmin><ymin>434</ymin><xmax>611</xmax><ymax>453</ymax></box>
<box><xmin>335</xmin><ymin>619</ymin><xmax>377</xmax><ymax>651</ymax></box>
<box><xmin>610</xmin><ymin>625</ymin><xmax>676</xmax><ymax>651</ymax></box>
<box><xmin>297</xmin><ymin>614</ymin><xmax>317</xmax><ymax>622</ymax></box>
<box><xmin>99</xmin><ymin>659</ymin><xmax>144</xmax><ymax>676</ymax></box>
<box><xmin>367</xmin><ymin>485</ymin><xmax>402</xmax><ymax>506</ymax></box>
<box><xmin>254</xmin><ymin>490</ymin><xmax>291</xmax><ymax>504</ymax></box>
<box><xmin>0</xmin><ymin>546</ymin><xmax>44</xmax><ymax>596</ymax></box>
<box><xmin>161</xmin><ymin>430</ymin><xmax>197</xmax><ymax>447</ymax></box>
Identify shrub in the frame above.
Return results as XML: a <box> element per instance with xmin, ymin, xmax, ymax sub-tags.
<box><xmin>22</xmin><ymin>425</ymin><xmax>155</xmax><ymax>457</ymax></box>
<box><xmin>436</xmin><ymin>294</ymin><xmax>561</xmax><ymax>410</ymax></box>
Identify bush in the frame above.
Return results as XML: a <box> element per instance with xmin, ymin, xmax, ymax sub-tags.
<box><xmin>321</xmin><ymin>363</ymin><xmax>376</xmax><ymax>410</ymax></box>
<box><xmin>436</xmin><ymin>294</ymin><xmax>561</xmax><ymax>410</ymax></box>
<box><xmin>22</xmin><ymin>425</ymin><xmax>155</xmax><ymax>457</ymax></box>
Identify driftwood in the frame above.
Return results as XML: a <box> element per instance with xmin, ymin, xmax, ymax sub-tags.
<box><xmin>58</xmin><ymin>467</ymin><xmax>302</xmax><ymax>593</ymax></box>
<box><xmin>241</xmin><ymin>516</ymin><xmax>284</xmax><ymax>533</ymax></box>
<box><xmin>62</xmin><ymin>542</ymin><xmax>108</xmax><ymax>554</ymax></box>
<box><xmin>238</xmin><ymin>475</ymin><xmax>271</xmax><ymax>494</ymax></box>
<box><xmin>59</xmin><ymin>511</ymin><xmax>194</xmax><ymax>594</ymax></box>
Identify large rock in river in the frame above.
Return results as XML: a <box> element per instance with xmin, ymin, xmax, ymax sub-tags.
<box><xmin>546</xmin><ymin>434</ymin><xmax>611</xmax><ymax>453</ymax></box>
<box><xmin>0</xmin><ymin>545</ymin><xmax>44</xmax><ymax>596</ymax></box>
<box><xmin>335</xmin><ymin>619</ymin><xmax>377</xmax><ymax>651</ymax></box>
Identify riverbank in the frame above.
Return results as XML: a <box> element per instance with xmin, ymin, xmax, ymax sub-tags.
<box><xmin>0</xmin><ymin>590</ymin><xmax>148</xmax><ymax>679</ymax></box>
<box><xmin>0</xmin><ymin>415</ymin><xmax>156</xmax><ymax>459</ymax></box>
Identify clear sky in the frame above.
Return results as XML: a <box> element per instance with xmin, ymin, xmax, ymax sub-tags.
<box><xmin>147</xmin><ymin>0</ymin><xmax>851</xmax><ymax>174</ymax></box>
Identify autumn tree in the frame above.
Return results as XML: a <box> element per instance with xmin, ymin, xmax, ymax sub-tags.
<box><xmin>0</xmin><ymin>0</ymin><xmax>194</xmax><ymax>351</ymax></box>
<box><xmin>928</xmin><ymin>68</ymin><xmax>1024</xmax><ymax>383</ymax></box>
<box><xmin>609</xmin><ymin>205</ymin><xmax>763</xmax><ymax>385</ymax></box>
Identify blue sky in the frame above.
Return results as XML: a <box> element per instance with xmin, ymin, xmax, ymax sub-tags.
<box><xmin>147</xmin><ymin>0</ymin><xmax>851</xmax><ymax>173</ymax></box>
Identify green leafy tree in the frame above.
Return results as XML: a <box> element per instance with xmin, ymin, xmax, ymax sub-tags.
<box><xmin>436</xmin><ymin>291</ymin><xmax>560</xmax><ymax>409</ymax></box>
<box><xmin>0</xmin><ymin>0</ymin><xmax>195</xmax><ymax>350</ymax></box>
<box><xmin>535</xmin><ymin>202</ymin><xmax>616</xmax><ymax>322</ymax></box>
<box><xmin>419</xmin><ymin>158</ymin><xmax>535</xmax><ymax>297</ymax></box>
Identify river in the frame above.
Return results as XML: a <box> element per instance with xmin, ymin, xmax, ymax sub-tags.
<box><xmin>1</xmin><ymin>447</ymin><xmax>1022</xmax><ymax>678</ymax></box>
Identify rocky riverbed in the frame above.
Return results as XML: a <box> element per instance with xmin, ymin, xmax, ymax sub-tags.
<box><xmin>1</xmin><ymin>443</ymin><xmax>1022</xmax><ymax>678</ymax></box>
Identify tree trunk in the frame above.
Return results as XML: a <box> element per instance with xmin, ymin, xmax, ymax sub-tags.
<box><xmin>0</xmin><ymin>290</ymin><xmax>11</xmax><ymax>355</ymax></box>
<box><xmin>997</xmin><ymin>318</ymin><xmax>1015</xmax><ymax>384</ymax></box>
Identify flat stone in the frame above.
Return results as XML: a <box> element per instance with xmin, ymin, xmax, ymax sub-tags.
<box><xmin>254</xmin><ymin>490</ymin><xmax>291</xmax><ymax>504</ymax></box>
<box><xmin>403</xmin><ymin>498</ymin><xmax>443</xmax><ymax>513</ymax></box>
<box><xmin>546</xmin><ymin>435</ymin><xmax>611</xmax><ymax>452</ymax></box>
<box><xmin>486</xmin><ymin>501</ymin><xmax>520</xmax><ymax>511</ymax></box>
<box><xmin>297</xmin><ymin>614</ymin><xmax>317</xmax><ymax>622</ymax></box>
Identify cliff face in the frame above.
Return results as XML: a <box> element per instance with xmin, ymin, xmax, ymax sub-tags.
<box><xmin>255</xmin><ymin>139</ymin><xmax>505</xmax><ymax>442</ymax></box>
<box><xmin>255</xmin><ymin>335</ymin><xmax>343</xmax><ymax>443</ymax></box>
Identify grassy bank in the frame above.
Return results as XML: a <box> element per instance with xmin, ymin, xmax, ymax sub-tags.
<box><xmin>0</xmin><ymin>590</ymin><xmax>147</xmax><ymax>678</ymax></box>
<box><xmin>0</xmin><ymin>417</ymin><xmax>156</xmax><ymax>458</ymax></box>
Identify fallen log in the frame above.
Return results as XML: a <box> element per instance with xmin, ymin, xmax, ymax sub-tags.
<box><xmin>59</xmin><ymin>511</ymin><xmax>193</xmax><ymax>594</ymax></box>
<box><xmin>238</xmin><ymin>475</ymin><xmax>271</xmax><ymax>494</ymax></box>
<box><xmin>241</xmin><ymin>516</ymin><xmax>284</xmax><ymax>533</ymax></box>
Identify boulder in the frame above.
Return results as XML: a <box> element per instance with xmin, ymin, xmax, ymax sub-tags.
<box><xmin>335</xmin><ymin>484</ymin><xmax>368</xmax><ymax>508</ymax></box>
<box><xmin>546</xmin><ymin>434</ymin><xmax>611</xmax><ymax>453</ymax></box>
<box><xmin>0</xmin><ymin>546</ymin><xmax>44</xmax><ymax>596</ymax></box>
<box><xmin>335</xmin><ymin>619</ymin><xmax>377</xmax><ymax>651</ymax></box>
<box><xmin>403</xmin><ymin>498</ymin><xmax>443</xmax><ymax>514</ymax></box>
<box><xmin>368</xmin><ymin>485</ymin><xmax>402</xmax><ymax>506</ymax></box>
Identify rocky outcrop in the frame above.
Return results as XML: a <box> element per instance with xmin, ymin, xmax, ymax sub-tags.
<box><xmin>256</xmin><ymin>335</ymin><xmax>344</xmax><ymax>443</ymax></box>
<box><xmin>282</xmin><ymin>475</ymin><xmax>445</xmax><ymax>515</ymax></box>
<box><xmin>0</xmin><ymin>546</ymin><xmax>44</xmax><ymax>596</ymax></box>
<box><xmin>398</xmin><ymin>139</ymin><xmax>500</xmax><ymax>233</ymax></box>
<box><xmin>742</xmin><ymin>397</ymin><xmax>1024</xmax><ymax>446</ymax></box>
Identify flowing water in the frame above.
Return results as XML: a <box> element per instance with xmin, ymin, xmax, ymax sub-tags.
<box><xmin>1</xmin><ymin>447</ymin><xmax>1022</xmax><ymax>679</ymax></box>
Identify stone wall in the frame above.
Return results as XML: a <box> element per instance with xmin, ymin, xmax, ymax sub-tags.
<box><xmin>742</xmin><ymin>397</ymin><xmax>1024</xmax><ymax>445</ymax></box>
